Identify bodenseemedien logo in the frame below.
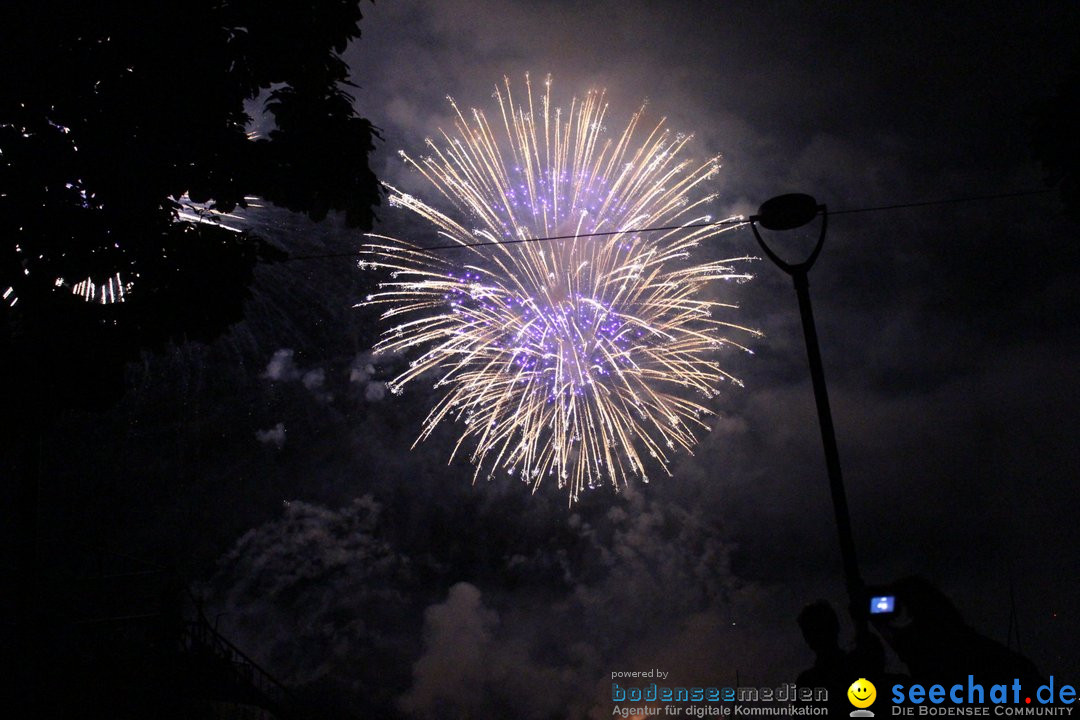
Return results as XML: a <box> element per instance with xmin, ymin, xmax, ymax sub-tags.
<box><xmin>609</xmin><ymin>676</ymin><xmax>831</xmax><ymax>716</ymax></box>
<box><xmin>849</xmin><ymin>678</ymin><xmax>878</xmax><ymax>717</ymax></box>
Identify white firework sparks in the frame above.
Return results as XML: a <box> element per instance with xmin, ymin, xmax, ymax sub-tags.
<box><xmin>360</xmin><ymin>74</ymin><xmax>759</xmax><ymax>503</ymax></box>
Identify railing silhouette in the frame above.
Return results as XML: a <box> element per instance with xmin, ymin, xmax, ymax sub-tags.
<box><xmin>33</xmin><ymin>543</ymin><xmax>302</xmax><ymax>719</ymax></box>
<box><xmin>181</xmin><ymin>606</ymin><xmax>295</xmax><ymax>718</ymax></box>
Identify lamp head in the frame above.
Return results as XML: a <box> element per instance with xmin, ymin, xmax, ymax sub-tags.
<box><xmin>752</xmin><ymin>193</ymin><xmax>822</xmax><ymax>231</ymax></box>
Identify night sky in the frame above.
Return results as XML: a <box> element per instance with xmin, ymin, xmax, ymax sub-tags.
<box><xmin>21</xmin><ymin>2</ymin><xmax>1080</xmax><ymax>717</ymax></box>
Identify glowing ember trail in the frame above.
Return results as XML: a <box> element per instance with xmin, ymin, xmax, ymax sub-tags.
<box><xmin>359</xmin><ymin>74</ymin><xmax>760</xmax><ymax>503</ymax></box>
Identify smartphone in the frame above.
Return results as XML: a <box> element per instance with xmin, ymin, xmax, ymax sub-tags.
<box><xmin>869</xmin><ymin>595</ymin><xmax>896</xmax><ymax>615</ymax></box>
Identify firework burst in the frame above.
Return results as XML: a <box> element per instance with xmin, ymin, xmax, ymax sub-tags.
<box><xmin>359</xmin><ymin>74</ymin><xmax>759</xmax><ymax>503</ymax></box>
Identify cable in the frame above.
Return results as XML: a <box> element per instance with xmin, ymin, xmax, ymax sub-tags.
<box><xmin>828</xmin><ymin>188</ymin><xmax>1053</xmax><ymax>216</ymax></box>
<box><xmin>281</xmin><ymin>187</ymin><xmax>1056</xmax><ymax>262</ymax></box>
<box><xmin>420</xmin><ymin>218</ymin><xmax>749</xmax><ymax>252</ymax></box>
<box><xmin>283</xmin><ymin>218</ymin><xmax>747</xmax><ymax>261</ymax></box>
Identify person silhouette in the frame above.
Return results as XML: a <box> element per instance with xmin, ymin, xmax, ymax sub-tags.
<box><xmin>796</xmin><ymin>600</ymin><xmax>857</xmax><ymax>716</ymax></box>
<box><xmin>871</xmin><ymin>577</ymin><xmax>1043</xmax><ymax>690</ymax></box>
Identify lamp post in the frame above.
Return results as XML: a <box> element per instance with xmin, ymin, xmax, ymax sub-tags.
<box><xmin>748</xmin><ymin>194</ymin><xmax>865</xmax><ymax>627</ymax></box>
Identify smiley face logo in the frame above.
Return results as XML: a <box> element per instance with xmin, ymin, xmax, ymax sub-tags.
<box><xmin>847</xmin><ymin>678</ymin><xmax>877</xmax><ymax>709</ymax></box>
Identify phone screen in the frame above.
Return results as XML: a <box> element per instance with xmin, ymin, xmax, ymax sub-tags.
<box><xmin>869</xmin><ymin>595</ymin><xmax>896</xmax><ymax>614</ymax></box>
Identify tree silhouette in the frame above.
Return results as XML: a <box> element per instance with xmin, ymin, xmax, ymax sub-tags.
<box><xmin>1</xmin><ymin>0</ymin><xmax>381</xmax><ymax>410</ymax></box>
<box><xmin>1</xmin><ymin>3</ymin><xmax>381</xmax><ymax>712</ymax></box>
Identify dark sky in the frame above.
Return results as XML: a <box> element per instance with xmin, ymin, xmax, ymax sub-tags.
<box><xmin>33</xmin><ymin>2</ymin><xmax>1080</xmax><ymax>717</ymax></box>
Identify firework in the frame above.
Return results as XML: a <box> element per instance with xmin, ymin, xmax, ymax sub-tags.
<box><xmin>360</xmin><ymin>74</ymin><xmax>759</xmax><ymax>503</ymax></box>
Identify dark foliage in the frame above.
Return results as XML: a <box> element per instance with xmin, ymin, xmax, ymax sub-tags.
<box><xmin>0</xmin><ymin>0</ymin><xmax>381</xmax><ymax>412</ymax></box>
<box><xmin>1032</xmin><ymin>69</ymin><xmax>1080</xmax><ymax>223</ymax></box>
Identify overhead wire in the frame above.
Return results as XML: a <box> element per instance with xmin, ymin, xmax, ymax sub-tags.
<box><xmin>278</xmin><ymin>187</ymin><xmax>1057</xmax><ymax>262</ymax></box>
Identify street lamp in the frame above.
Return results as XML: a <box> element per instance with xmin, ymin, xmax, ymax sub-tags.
<box><xmin>748</xmin><ymin>194</ymin><xmax>865</xmax><ymax>625</ymax></box>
